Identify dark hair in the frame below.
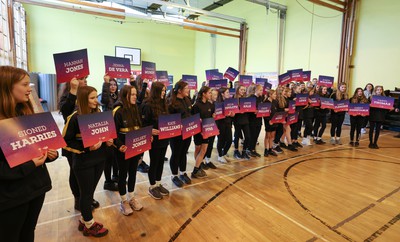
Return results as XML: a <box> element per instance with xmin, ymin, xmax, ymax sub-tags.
<box><xmin>147</xmin><ymin>81</ymin><xmax>167</xmax><ymax>119</ymax></box>
<box><xmin>109</xmin><ymin>78</ymin><xmax>119</xmax><ymax>96</ymax></box>
<box><xmin>197</xmin><ymin>86</ymin><xmax>211</xmax><ymax>102</ymax></box>
<box><xmin>364</xmin><ymin>83</ymin><xmax>374</xmax><ymax>92</ymax></box>
<box><xmin>235</xmin><ymin>84</ymin><xmax>246</xmax><ymax>98</ymax></box>
<box><xmin>351</xmin><ymin>87</ymin><xmax>368</xmax><ymax>103</ymax></box>
<box><xmin>171</xmin><ymin>80</ymin><xmax>188</xmax><ymax>105</ymax></box>
<box><xmin>119</xmin><ymin>85</ymin><xmax>141</xmax><ymax>127</ymax></box>
<box><xmin>217</xmin><ymin>87</ymin><xmax>229</xmax><ymax>102</ymax></box>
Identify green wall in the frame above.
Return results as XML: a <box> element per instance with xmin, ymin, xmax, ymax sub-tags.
<box><xmin>24</xmin><ymin>5</ymin><xmax>196</xmax><ymax>92</ymax></box>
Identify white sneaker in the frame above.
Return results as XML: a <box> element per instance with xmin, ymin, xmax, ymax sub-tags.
<box><xmin>218</xmin><ymin>156</ymin><xmax>227</xmax><ymax>164</ymax></box>
<box><xmin>301</xmin><ymin>137</ymin><xmax>310</xmax><ymax>146</ymax></box>
<box><xmin>361</xmin><ymin>128</ymin><xmax>366</xmax><ymax>134</ymax></box>
<box><xmin>129</xmin><ymin>197</ymin><xmax>143</xmax><ymax>211</ymax></box>
<box><xmin>120</xmin><ymin>200</ymin><xmax>133</xmax><ymax>216</ymax></box>
<box><xmin>336</xmin><ymin>138</ymin><xmax>342</xmax><ymax>145</ymax></box>
<box><xmin>330</xmin><ymin>137</ymin><xmax>336</xmax><ymax>145</ymax></box>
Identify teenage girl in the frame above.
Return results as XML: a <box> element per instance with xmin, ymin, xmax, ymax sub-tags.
<box><xmin>291</xmin><ymin>83</ymin><xmax>304</xmax><ymax>148</ymax></box>
<box><xmin>330</xmin><ymin>82</ymin><xmax>348</xmax><ymax>145</ymax></box>
<box><xmin>202</xmin><ymin>88</ymin><xmax>219</xmax><ymax>169</ymax></box>
<box><xmin>0</xmin><ymin>66</ymin><xmax>59</xmax><ymax>242</ymax></box>
<box><xmin>233</xmin><ymin>85</ymin><xmax>252</xmax><ymax>159</ymax></box>
<box><xmin>361</xmin><ymin>83</ymin><xmax>374</xmax><ymax>134</ymax></box>
<box><xmin>313</xmin><ymin>86</ymin><xmax>330</xmax><ymax>144</ymax></box>
<box><xmin>247</xmin><ymin>84</ymin><xmax>264</xmax><ymax>157</ymax></box>
<box><xmin>63</xmin><ymin>86</ymin><xmax>112</xmax><ymax>237</ymax></box>
<box><xmin>277</xmin><ymin>87</ymin><xmax>297</xmax><ymax>151</ymax></box>
<box><xmin>368</xmin><ymin>85</ymin><xmax>391</xmax><ymax>149</ymax></box>
<box><xmin>216</xmin><ymin>87</ymin><xmax>234</xmax><ymax>163</ymax></box>
<box><xmin>349</xmin><ymin>87</ymin><xmax>369</xmax><ymax>147</ymax></box>
<box><xmin>263</xmin><ymin>89</ymin><xmax>279</xmax><ymax>157</ymax></box>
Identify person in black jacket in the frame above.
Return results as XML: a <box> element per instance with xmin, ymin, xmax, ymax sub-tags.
<box><xmin>202</xmin><ymin>88</ymin><xmax>219</xmax><ymax>169</ymax></box>
<box><xmin>141</xmin><ymin>82</ymin><xmax>170</xmax><ymax>200</ymax></box>
<box><xmin>233</xmin><ymin>85</ymin><xmax>252</xmax><ymax>159</ymax></box>
<box><xmin>313</xmin><ymin>86</ymin><xmax>330</xmax><ymax>144</ymax></box>
<box><xmin>263</xmin><ymin>89</ymin><xmax>279</xmax><ymax>157</ymax></box>
<box><xmin>247</xmin><ymin>84</ymin><xmax>264</xmax><ymax>157</ymax></box>
<box><xmin>368</xmin><ymin>85</ymin><xmax>391</xmax><ymax>148</ymax></box>
<box><xmin>216</xmin><ymin>88</ymin><xmax>234</xmax><ymax>163</ymax></box>
<box><xmin>301</xmin><ymin>87</ymin><xmax>315</xmax><ymax>146</ymax></box>
<box><xmin>330</xmin><ymin>82</ymin><xmax>348</xmax><ymax>145</ymax></box>
<box><xmin>0</xmin><ymin>66</ymin><xmax>59</xmax><ymax>242</ymax></box>
<box><xmin>349</xmin><ymin>88</ymin><xmax>369</xmax><ymax>147</ymax></box>
<box><xmin>168</xmin><ymin>80</ymin><xmax>193</xmax><ymax>187</ymax></box>
<box><xmin>63</xmin><ymin>86</ymin><xmax>112</xmax><ymax>237</ymax></box>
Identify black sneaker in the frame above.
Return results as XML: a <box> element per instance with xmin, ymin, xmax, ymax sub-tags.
<box><xmin>315</xmin><ymin>139</ymin><xmax>325</xmax><ymax>145</ymax></box>
<box><xmin>287</xmin><ymin>144</ymin><xmax>298</xmax><ymax>152</ymax></box>
<box><xmin>111</xmin><ymin>175</ymin><xmax>119</xmax><ymax>183</ymax></box>
<box><xmin>234</xmin><ymin>150</ymin><xmax>242</xmax><ymax>159</ymax></box>
<box><xmin>268</xmin><ymin>149</ymin><xmax>278</xmax><ymax>156</ymax></box>
<box><xmin>355</xmin><ymin>141</ymin><xmax>359</xmax><ymax>147</ymax></box>
<box><xmin>172</xmin><ymin>176</ymin><xmax>184</xmax><ymax>187</ymax></box>
<box><xmin>349</xmin><ymin>141</ymin><xmax>355</xmax><ymax>146</ymax></box>
<box><xmin>206</xmin><ymin>162</ymin><xmax>217</xmax><ymax>169</ymax></box>
<box><xmin>368</xmin><ymin>143</ymin><xmax>374</xmax><ymax>149</ymax></box>
<box><xmin>158</xmin><ymin>184</ymin><xmax>169</xmax><ymax>196</ymax></box>
<box><xmin>246</xmin><ymin>149</ymin><xmax>257</xmax><ymax>157</ymax></box>
<box><xmin>191</xmin><ymin>168</ymin><xmax>207</xmax><ymax>179</ymax></box>
<box><xmin>280</xmin><ymin>142</ymin><xmax>288</xmax><ymax>149</ymax></box>
<box><xmin>200</xmin><ymin>162</ymin><xmax>209</xmax><ymax>170</ymax></box>
<box><xmin>293</xmin><ymin>142</ymin><xmax>303</xmax><ymax>148</ymax></box>
<box><xmin>242</xmin><ymin>151</ymin><xmax>250</xmax><ymax>160</ymax></box>
<box><xmin>148</xmin><ymin>187</ymin><xmax>162</xmax><ymax>200</ymax></box>
<box><xmin>103</xmin><ymin>181</ymin><xmax>118</xmax><ymax>191</ymax></box>
<box><xmin>137</xmin><ymin>161</ymin><xmax>150</xmax><ymax>173</ymax></box>
<box><xmin>273</xmin><ymin>146</ymin><xmax>283</xmax><ymax>154</ymax></box>
<box><xmin>179</xmin><ymin>173</ymin><xmax>192</xmax><ymax>184</ymax></box>
<box><xmin>373</xmin><ymin>143</ymin><xmax>379</xmax><ymax>149</ymax></box>
<box><xmin>264</xmin><ymin>149</ymin><xmax>269</xmax><ymax>157</ymax></box>
<box><xmin>252</xmin><ymin>151</ymin><xmax>261</xmax><ymax>157</ymax></box>
<box><xmin>92</xmin><ymin>199</ymin><xmax>100</xmax><ymax>208</ymax></box>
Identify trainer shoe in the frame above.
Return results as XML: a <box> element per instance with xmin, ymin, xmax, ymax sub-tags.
<box><xmin>368</xmin><ymin>143</ymin><xmax>374</xmax><ymax>149</ymax></box>
<box><xmin>129</xmin><ymin>197</ymin><xmax>143</xmax><ymax>211</ymax></box>
<box><xmin>148</xmin><ymin>187</ymin><xmax>163</xmax><ymax>200</ymax></box>
<box><xmin>78</xmin><ymin>220</ymin><xmax>85</xmax><ymax>231</ymax></box>
<box><xmin>172</xmin><ymin>176</ymin><xmax>184</xmax><ymax>187</ymax></box>
<box><xmin>191</xmin><ymin>168</ymin><xmax>207</xmax><ymax>179</ymax></box>
<box><xmin>279</xmin><ymin>142</ymin><xmax>288</xmax><ymax>149</ymax></box>
<box><xmin>330</xmin><ymin>137</ymin><xmax>336</xmax><ymax>145</ymax></box>
<box><xmin>373</xmin><ymin>143</ymin><xmax>379</xmax><ymax>149</ymax></box>
<box><xmin>200</xmin><ymin>162</ymin><xmax>209</xmax><ymax>170</ymax></box>
<box><xmin>217</xmin><ymin>156</ymin><xmax>227</xmax><ymax>164</ymax></box>
<box><xmin>242</xmin><ymin>151</ymin><xmax>250</xmax><ymax>160</ymax></box>
<box><xmin>336</xmin><ymin>138</ymin><xmax>342</xmax><ymax>145</ymax></box>
<box><xmin>361</xmin><ymin>128</ymin><xmax>366</xmax><ymax>134</ymax></box>
<box><xmin>287</xmin><ymin>144</ymin><xmax>298</xmax><ymax>152</ymax></box>
<box><xmin>273</xmin><ymin>146</ymin><xmax>283</xmax><ymax>154</ymax></box>
<box><xmin>349</xmin><ymin>141</ymin><xmax>355</xmax><ymax>146</ymax></box>
<box><xmin>315</xmin><ymin>139</ymin><xmax>325</xmax><ymax>145</ymax></box>
<box><xmin>179</xmin><ymin>173</ymin><xmax>192</xmax><ymax>184</ymax></box>
<box><xmin>158</xmin><ymin>184</ymin><xmax>170</xmax><ymax>196</ymax></box>
<box><xmin>137</xmin><ymin>161</ymin><xmax>150</xmax><ymax>173</ymax></box>
<box><xmin>246</xmin><ymin>149</ymin><xmax>257</xmax><ymax>157</ymax></box>
<box><xmin>268</xmin><ymin>149</ymin><xmax>278</xmax><ymax>156</ymax></box>
<box><xmin>103</xmin><ymin>181</ymin><xmax>118</xmax><ymax>191</ymax></box>
<box><xmin>355</xmin><ymin>141</ymin><xmax>359</xmax><ymax>147</ymax></box>
<box><xmin>264</xmin><ymin>149</ymin><xmax>269</xmax><ymax>157</ymax></box>
<box><xmin>120</xmin><ymin>200</ymin><xmax>133</xmax><ymax>216</ymax></box>
<box><xmin>233</xmin><ymin>150</ymin><xmax>242</xmax><ymax>159</ymax></box>
<box><xmin>206</xmin><ymin>162</ymin><xmax>217</xmax><ymax>169</ymax></box>
<box><xmin>83</xmin><ymin>222</ymin><xmax>108</xmax><ymax>237</ymax></box>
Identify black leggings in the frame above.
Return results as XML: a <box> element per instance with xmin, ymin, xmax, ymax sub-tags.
<box><xmin>249</xmin><ymin>125</ymin><xmax>262</xmax><ymax>150</ymax></box>
<box><xmin>303</xmin><ymin>118</ymin><xmax>314</xmax><ymax>137</ymax></box>
<box><xmin>234</xmin><ymin>123</ymin><xmax>251</xmax><ymax>150</ymax></box>
<box><xmin>290</xmin><ymin>121</ymin><xmax>300</xmax><ymax>140</ymax></box>
<box><xmin>104</xmin><ymin>146</ymin><xmax>118</xmax><ymax>182</ymax></box>
<box><xmin>0</xmin><ymin>194</ymin><xmax>45</xmax><ymax>242</ymax></box>
<box><xmin>330</xmin><ymin>112</ymin><xmax>345</xmax><ymax>137</ymax></box>
<box><xmin>369</xmin><ymin>121</ymin><xmax>382</xmax><ymax>144</ymax></box>
<box><xmin>148</xmin><ymin>146</ymin><xmax>168</xmax><ymax>185</ymax></box>
<box><xmin>205</xmin><ymin>136</ymin><xmax>216</xmax><ymax>158</ymax></box>
<box><xmin>350</xmin><ymin>116</ymin><xmax>365</xmax><ymax>141</ymax></box>
<box><xmin>117</xmin><ymin>153</ymin><xmax>139</xmax><ymax>195</ymax></box>
<box><xmin>74</xmin><ymin>162</ymin><xmax>104</xmax><ymax>221</ymax></box>
<box><xmin>217</xmin><ymin>121</ymin><xmax>232</xmax><ymax>156</ymax></box>
<box><xmin>274</xmin><ymin>124</ymin><xmax>283</xmax><ymax>144</ymax></box>
<box><xmin>314</xmin><ymin>114</ymin><xmax>327</xmax><ymax>138</ymax></box>
<box><xmin>170</xmin><ymin>136</ymin><xmax>191</xmax><ymax>175</ymax></box>
<box><xmin>65</xmin><ymin>152</ymin><xmax>80</xmax><ymax>198</ymax></box>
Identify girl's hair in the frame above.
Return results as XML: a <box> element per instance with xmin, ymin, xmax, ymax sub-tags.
<box><xmin>335</xmin><ymin>82</ymin><xmax>348</xmax><ymax>100</ymax></box>
<box><xmin>147</xmin><ymin>81</ymin><xmax>168</xmax><ymax>119</ymax></box>
<box><xmin>0</xmin><ymin>66</ymin><xmax>33</xmax><ymax>119</ymax></box>
<box><xmin>171</xmin><ymin>80</ymin><xmax>188</xmax><ymax>105</ymax></box>
<box><xmin>76</xmin><ymin>86</ymin><xmax>98</xmax><ymax>115</ymax></box>
<box><xmin>351</xmin><ymin>87</ymin><xmax>369</xmax><ymax>103</ymax></box>
<box><xmin>247</xmin><ymin>84</ymin><xmax>262</xmax><ymax>96</ymax></box>
<box><xmin>318</xmin><ymin>86</ymin><xmax>329</xmax><ymax>97</ymax></box>
<box><xmin>235</xmin><ymin>84</ymin><xmax>246</xmax><ymax>98</ymax></box>
<box><xmin>364</xmin><ymin>83</ymin><xmax>374</xmax><ymax>92</ymax></box>
<box><xmin>109</xmin><ymin>78</ymin><xmax>119</xmax><ymax>95</ymax></box>
<box><xmin>306</xmin><ymin>87</ymin><xmax>315</xmax><ymax>95</ymax></box>
<box><xmin>197</xmin><ymin>86</ymin><xmax>211</xmax><ymax>102</ymax></box>
<box><xmin>268</xmin><ymin>89</ymin><xmax>276</xmax><ymax>100</ymax></box>
<box><xmin>277</xmin><ymin>87</ymin><xmax>290</xmax><ymax>108</ymax></box>
<box><xmin>119</xmin><ymin>85</ymin><xmax>141</xmax><ymax>127</ymax></box>
<box><xmin>136</xmin><ymin>75</ymin><xmax>143</xmax><ymax>92</ymax></box>
<box><xmin>372</xmin><ymin>85</ymin><xmax>385</xmax><ymax>96</ymax></box>
<box><xmin>217</xmin><ymin>87</ymin><xmax>229</xmax><ymax>103</ymax></box>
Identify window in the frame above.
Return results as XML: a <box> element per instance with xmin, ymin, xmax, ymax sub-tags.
<box><xmin>14</xmin><ymin>3</ymin><xmax>27</xmax><ymax>70</ymax></box>
<box><xmin>0</xmin><ymin>0</ymin><xmax>11</xmax><ymax>65</ymax></box>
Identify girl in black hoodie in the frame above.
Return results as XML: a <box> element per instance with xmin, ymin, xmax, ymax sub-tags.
<box><xmin>368</xmin><ymin>85</ymin><xmax>391</xmax><ymax>149</ymax></box>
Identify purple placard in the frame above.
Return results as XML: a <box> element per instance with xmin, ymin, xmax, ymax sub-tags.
<box><xmin>318</xmin><ymin>75</ymin><xmax>334</xmax><ymax>88</ymax></box>
<box><xmin>0</xmin><ymin>112</ymin><xmax>66</xmax><ymax>168</ymax></box>
<box><xmin>334</xmin><ymin>100</ymin><xmax>349</xmax><ymax>112</ymax></box>
<box><xmin>229</xmin><ymin>88</ymin><xmax>236</xmax><ymax>98</ymax></box>
<box><xmin>295</xmin><ymin>94</ymin><xmax>309</xmax><ymax>106</ymax></box>
<box><xmin>182</xmin><ymin>75</ymin><xmax>198</xmax><ymax>90</ymax></box>
<box><xmin>303</xmin><ymin>71</ymin><xmax>311</xmax><ymax>82</ymax></box>
<box><xmin>319</xmin><ymin>97</ymin><xmax>334</xmax><ymax>109</ymax></box>
<box><xmin>255</xmin><ymin>78</ymin><xmax>268</xmax><ymax>86</ymax></box>
<box><xmin>205</xmin><ymin>69</ymin><xmax>220</xmax><ymax>80</ymax></box>
<box><xmin>309</xmin><ymin>95</ymin><xmax>320</xmax><ymax>107</ymax></box>
<box><xmin>141</xmin><ymin>61</ymin><xmax>156</xmax><ymax>79</ymax></box>
<box><xmin>158</xmin><ymin>113</ymin><xmax>182</xmax><ymax>140</ymax></box>
<box><xmin>288</xmin><ymin>100</ymin><xmax>296</xmax><ymax>114</ymax></box>
<box><xmin>156</xmin><ymin>71</ymin><xmax>170</xmax><ymax>87</ymax></box>
<box><xmin>224</xmin><ymin>67</ymin><xmax>239</xmax><ymax>81</ymax></box>
<box><xmin>256</xmin><ymin>102</ymin><xmax>271</xmax><ymax>118</ymax></box>
<box><xmin>104</xmin><ymin>56</ymin><xmax>131</xmax><ymax>78</ymax></box>
<box><xmin>239</xmin><ymin>97</ymin><xmax>257</xmax><ymax>113</ymax></box>
<box><xmin>77</xmin><ymin>111</ymin><xmax>117</xmax><ymax>148</ymax></box>
<box><xmin>370</xmin><ymin>96</ymin><xmax>395</xmax><ymax>110</ymax></box>
<box><xmin>278</xmin><ymin>72</ymin><xmax>291</xmax><ymax>86</ymax></box>
<box><xmin>53</xmin><ymin>49</ymin><xmax>90</xmax><ymax>83</ymax></box>
<box><xmin>181</xmin><ymin>113</ymin><xmax>201</xmax><ymax>140</ymax></box>
<box><xmin>239</xmin><ymin>75</ymin><xmax>253</xmax><ymax>87</ymax></box>
<box><xmin>289</xmin><ymin>69</ymin><xmax>303</xmax><ymax>82</ymax></box>
<box><xmin>214</xmin><ymin>102</ymin><xmax>225</xmax><ymax>120</ymax></box>
<box><xmin>124</xmin><ymin>126</ymin><xmax>152</xmax><ymax>159</ymax></box>
<box><xmin>270</xmin><ymin>112</ymin><xmax>287</xmax><ymax>124</ymax></box>
<box><xmin>349</xmin><ymin>103</ymin><xmax>370</xmax><ymax>116</ymax></box>
<box><xmin>286</xmin><ymin>112</ymin><xmax>299</xmax><ymax>125</ymax></box>
<box><xmin>201</xmin><ymin>118</ymin><xmax>220</xmax><ymax>139</ymax></box>
<box><xmin>168</xmin><ymin>75</ymin><xmax>173</xmax><ymax>86</ymax></box>
<box><xmin>224</xmin><ymin>98</ymin><xmax>239</xmax><ymax>116</ymax></box>
<box><xmin>209</xmin><ymin>79</ymin><xmax>228</xmax><ymax>89</ymax></box>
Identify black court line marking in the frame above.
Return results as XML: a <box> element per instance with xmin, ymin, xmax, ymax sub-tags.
<box><xmin>364</xmin><ymin>213</ymin><xmax>400</xmax><ymax>242</ymax></box>
<box><xmin>284</xmin><ymin>157</ymin><xmax>400</xmax><ymax>242</ymax></box>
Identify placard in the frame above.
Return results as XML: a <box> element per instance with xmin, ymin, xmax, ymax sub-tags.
<box><xmin>309</xmin><ymin>95</ymin><xmax>320</xmax><ymax>107</ymax></box>
<box><xmin>318</xmin><ymin>75</ymin><xmax>334</xmax><ymax>88</ymax></box>
<box><xmin>141</xmin><ymin>61</ymin><xmax>156</xmax><ymax>79</ymax></box>
<box><xmin>334</xmin><ymin>100</ymin><xmax>349</xmax><ymax>112</ymax></box>
<box><xmin>370</xmin><ymin>96</ymin><xmax>395</xmax><ymax>110</ymax></box>
<box><xmin>223</xmin><ymin>98</ymin><xmax>239</xmax><ymax>116</ymax></box>
<box><xmin>77</xmin><ymin>111</ymin><xmax>117</xmax><ymax>148</ymax></box>
<box><xmin>209</xmin><ymin>79</ymin><xmax>228</xmax><ymax>89</ymax></box>
<box><xmin>239</xmin><ymin>75</ymin><xmax>253</xmax><ymax>87</ymax></box>
<box><xmin>348</xmin><ymin>103</ymin><xmax>370</xmax><ymax>116</ymax></box>
<box><xmin>286</xmin><ymin>112</ymin><xmax>299</xmax><ymax>125</ymax></box>
<box><xmin>181</xmin><ymin>113</ymin><xmax>201</xmax><ymax>140</ymax></box>
<box><xmin>125</xmin><ymin>126</ymin><xmax>152</xmax><ymax>159</ymax></box>
<box><xmin>289</xmin><ymin>69</ymin><xmax>303</xmax><ymax>82</ymax></box>
<box><xmin>156</xmin><ymin>71</ymin><xmax>170</xmax><ymax>87</ymax></box>
<box><xmin>278</xmin><ymin>72</ymin><xmax>291</xmax><ymax>86</ymax></box>
<box><xmin>302</xmin><ymin>71</ymin><xmax>311</xmax><ymax>82</ymax></box>
<box><xmin>288</xmin><ymin>100</ymin><xmax>296</xmax><ymax>114</ymax></box>
<box><xmin>182</xmin><ymin>75</ymin><xmax>198</xmax><ymax>90</ymax></box>
<box><xmin>158</xmin><ymin>113</ymin><xmax>182</xmax><ymax>140</ymax></box>
<box><xmin>256</xmin><ymin>102</ymin><xmax>271</xmax><ymax>118</ymax></box>
<box><xmin>295</xmin><ymin>94</ymin><xmax>309</xmax><ymax>106</ymax></box>
<box><xmin>104</xmin><ymin>56</ymin><xmax>131</xmax><ymax>78</ymax></box>
<box><xmin>201</xmin><ymin>118</ymin><xmax>220</xmax><ymax>139</ymax></box>
<box><xmin>229</xmin><ymin>88</ymin><xmax>236</xmax><ymax>98</ymax></box>
<box><xmin>53</xmin><ymin>49</ymin><xmax>90</xmax><ymax>83</ymax></box>
<box><xmin>0</xmin><ymin>112</ymin><xmax>66</xmax><ymax>168</ymax></box>
<box><xmin>239</xmin><ymin>97</ymin><xmax>257</xmax><ymax>113</ymax></box>
<box><xmin>214</xmin><ymin>102</ymin><xmax>225</xmax><ymax>120</ymax></box>
<box><xmin>270</xmin><ymin>112</ymin><xmax>287</xmax><ymax>124</ymax></box>
<box><xmin>224</xmin><ymin>67</ymin><xmax>239</xmax><ymax>81</ymax></box>
<box><xmin>319</xmin><ymin>97</ymin><xmax>334</xmax><ymax>109</ymax></box>
<box><xmin>206</xmin><ymin>69</ymin><xmax>223</xmax><ymax>80</ymax></box>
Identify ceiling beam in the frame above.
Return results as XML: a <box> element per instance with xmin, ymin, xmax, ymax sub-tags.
<box><xmin>308</xmin><ymin>0</ymin><xmax>345</xmax><ymax>12</ymax></box>
<box><xmin>184</xmin><ymin>19</ymin><xmax>240</xmax><ymax>32</ymax></box>
<box><xmin>326</xmin><ymin>0</ymin><xmax>347</xmax><ymax>7</ymax></box>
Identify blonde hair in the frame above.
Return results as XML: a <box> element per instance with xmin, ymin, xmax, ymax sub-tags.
<box><xmin>372</xmin><ymin>85</ymin><xmax>385</xmax><ymax>96</ymax></box>
<box><xmin>277</xmin><ymin>87</ymin><xmax>290</xmax><ymax>108</ymax></box>
<box><xmin>335</xmin><ymin>82</ymin><xmax>348</xmax><ymax>100</ymax></box>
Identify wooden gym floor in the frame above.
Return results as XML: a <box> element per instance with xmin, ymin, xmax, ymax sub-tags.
<box><xmin>35</xmin><ymin>113</ymin><xmax>400</xmax><ymax>241</ymax></box>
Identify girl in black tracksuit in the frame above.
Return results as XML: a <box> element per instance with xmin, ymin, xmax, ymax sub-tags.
<box><xmin>248</xmin><ymin>84</ymin><xmax>264</xmax><ymax>157</ymax></box>
<box><xmin>233</xmin><ymin>84</ymin><xmax>252</xmax><ymax>159</ymax></box>
<box><xmin>314</xmin><ymin>86</ymin><xmax>330</xmax><ymax>144</ymax></box>
<box><xmin>0</xmin><ymin>66</ymin><xmax>59</xmax><ymax>242</ymax></box>
<box><xmin>203</xmin><ymin>89</ymin><xmax>219</xmax><ymax>169</ymax></box>
<box><xmin>277</xmin><ymin>87</ymin><xmax>297</xmax><ymax>151</ymax></box>
<box><xmin>301</xmin><ymin>87</ymin><xmax>315</xmax><ymax>146</ymax></box>
<box><xmin>216</xmin><ymin>88</ymin><xmax>234</xmax><ymax>163</ymax></box>
<box><xmin>141</xmin><ymin>82</ymin><xmax>170</xmax><ymax>200</ymax></box>
<box><xmin>368</xmin><ymin>85</ymin><xmax>391</xmax><ymax>149</ymax></box>
<box><xmin>168</xmin><ymin>81</ymin><xmax>193</xmax><ymax>187</ymax></box>
<box><xmin>290</xmin><ymin>84</ymin><xmax>304</xmax><ymax>148</ymax></box>
<box><xmin>349</xmin><ymin>87</ymin><xmax>369</xmax><ymax>147</ymax></box>
<box><xmin>113</xmin><ymin>85</ymin><xmax>143</xmax><ymax>216</ymax></box>
<box><xmin>63</xmin><ymin>86</ymin><xmax>110</xmax><ymax>237</ymax></box>
<box><xmin>263</xmin><ymin>89</ymin><xmax>279</xmax><ymax>157</ymax></box>
<box><xmin>330</xmin><ymin>82</ymin><xmax>348</xmax><ymax>145</ymax></box>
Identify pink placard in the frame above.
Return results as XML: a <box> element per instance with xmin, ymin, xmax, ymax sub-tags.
<box><xmin>158</xmin><ymin>113</ymin><xmax>182</xmax><ymax>140</ymax></box>
<box><xmin>124</xmin><ymin>126</ymin><xmax>152</xmax><ymax>159</ymax></box>
<box><xmin>53</xmin><ymin>49</ymin><xmax>90</xmax><ymax>83</ymax></box>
